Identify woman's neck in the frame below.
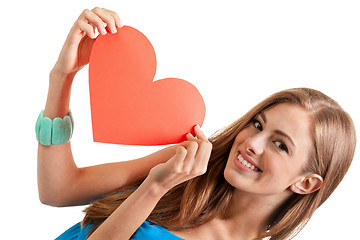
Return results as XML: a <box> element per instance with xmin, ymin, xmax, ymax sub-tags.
<box><xmin>219</xmin><ymin>189</ymin><xmax>293</xmax><ymax>239</ymax></box>
<box><xmin>171</xmin><ymin>189</ymin><xmax>293</xmax><ymax>240</ymax></box>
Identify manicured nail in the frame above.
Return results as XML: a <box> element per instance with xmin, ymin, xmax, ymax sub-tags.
<box><xmin>112</xmin><ymin>26</ymin><xmax>117</xmax><ymax>33</ymax></box>
<box><xmin>187</xmin><ymin>132</ymin><xmax>194</xmax><ymax>137</ymax></box>
<box><xmin>195</xmin><ymin>125</ymin><xmax>201</xmax><ymax>131</ymax></box>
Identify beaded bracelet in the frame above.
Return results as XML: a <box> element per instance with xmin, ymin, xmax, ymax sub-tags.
<box><xmin>35</xmin><ymin>110</ymin><xmax>74</xmax><ymax>146</ymax></box>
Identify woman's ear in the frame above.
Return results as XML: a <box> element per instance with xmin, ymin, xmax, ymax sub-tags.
<box><xmin>290</xmin><ymin>174</ymin><xmax>323</xmax><ymax>194</ymax></box>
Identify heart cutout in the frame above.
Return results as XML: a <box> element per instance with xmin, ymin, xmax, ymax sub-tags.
<box><xmin>89</xmin><ymin>26</ymin><xmax>206</xmax><ymax>145</ymax></box>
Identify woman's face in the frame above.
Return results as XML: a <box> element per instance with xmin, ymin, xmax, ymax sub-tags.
<box><xmin>224</xmin><ymin>103</ymin><xmax>314</xmax><ymax>195</ymax></box>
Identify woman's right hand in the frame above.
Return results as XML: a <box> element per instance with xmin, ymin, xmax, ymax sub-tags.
<box><xmin>146</xmin><ymin>125</ymin><xmax>212</xmax><ymax>193</ymax></box>
<box><xmin>51</xmin><ymin>7</ymin><xmax>123</xmax><ymax>78</ymax></box>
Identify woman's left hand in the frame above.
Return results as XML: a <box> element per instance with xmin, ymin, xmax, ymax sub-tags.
<box><xmin>52</xmin><ymin>7</ymin><xmax>122</xmax><ymax>77</ymax></box>
<box><xmin>146</xmin><ymin>125</ymin><xmax>212</xmax><ymax>193</ymax></box>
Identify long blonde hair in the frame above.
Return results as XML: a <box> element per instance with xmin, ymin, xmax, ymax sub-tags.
<box><xmin>83</xmin><ymin>88</ymin><xmax>356</xmax><ymax>239</ymax></box>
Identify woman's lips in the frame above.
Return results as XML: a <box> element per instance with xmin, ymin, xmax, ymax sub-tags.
<box><xmin>234</xmin><ymin>152</ymin><xmax>262</xmax><ymax>172</ymax></box>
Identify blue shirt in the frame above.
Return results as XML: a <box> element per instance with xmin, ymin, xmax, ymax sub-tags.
<box><xmin>55</xmin><ymin>221</ymin><xmax>184</xmax><ymax>240</ymax></box>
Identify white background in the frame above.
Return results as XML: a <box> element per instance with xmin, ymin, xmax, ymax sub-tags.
<box><xmin>1</xmin><ymin>0</ymin><xmax>359</xmax><ymax>239</ymax></box>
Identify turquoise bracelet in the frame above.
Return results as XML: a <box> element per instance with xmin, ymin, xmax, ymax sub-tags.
<box><xmin>35</xmin><ymin>110</ymin><xmax>74</xmax><ymax>146</ymax></box>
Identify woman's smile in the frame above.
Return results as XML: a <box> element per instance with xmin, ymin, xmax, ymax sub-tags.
<box><xmin>224</xmin><ymin>103</ymin><xmax>316</xmax><ymax>195</ymax></box>
<box><xmin>234</xmin><ymin>152</ymin><xmax>262</xmax><ymax>172</ymax></box>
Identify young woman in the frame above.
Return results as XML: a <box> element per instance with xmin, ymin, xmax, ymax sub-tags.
<box><xmin>37</xmin><ymin>8</ymin><xmax>356</xmax><ymax>240</ymax></box>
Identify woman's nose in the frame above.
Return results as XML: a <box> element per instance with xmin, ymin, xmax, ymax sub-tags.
<box><xmin>245</xmin><ymin>133</ymin><xmax>265</xmax><ymax>157</ymax></box>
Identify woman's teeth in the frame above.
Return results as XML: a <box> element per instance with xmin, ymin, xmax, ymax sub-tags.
<box><xmin>237</xmin><ymin>154</ymin><xmax>261</xmax><ymax>172</ymax></box>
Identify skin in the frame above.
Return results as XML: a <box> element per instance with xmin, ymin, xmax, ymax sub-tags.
<box><xmin>39</xmin><ymin>7</ymin><xmax>213</xmax><ymax>239</ymax></box>
<box><xmin>38</xmin><ymin>8</ymin><xmax>180</xmax><ymax>207</ymax></box>
<box><xmin>40</xmin><ymin>7</ymin><xmax>323</xmax><ymax>240</ymax></box>
<box><xmin>225</xmin><ymin>103</ymin><xmax>318</xmax><ymax>196</ymax></box>
<box><xmin>171</xmin><ymin>103</ymin><xmax>323</xmax><ymax>240</ymax></box>
<box><xmin>88</xmin><ymin>127</ymin><xmax>212</xmax><ymax>240</ymax></box>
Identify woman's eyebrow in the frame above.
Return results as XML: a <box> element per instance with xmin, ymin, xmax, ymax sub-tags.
<box><xmin>259</xmin><ymin>112</ymin><xmax>295</xmax><ymax>147</ymax></box>
<box><xmin>274</xmin><ymin>130</ymin><xmax>295</xmax><ymax>147</ymax></box>
<box><xmin>259</xmin><ymin>112</ymin><xmax>267</xmax><ymax>123</ymax></box>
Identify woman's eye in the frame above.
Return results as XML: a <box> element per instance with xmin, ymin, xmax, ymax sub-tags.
<box><xmin>275</xmin><ymin>141</ymin><xmax>289</xmax><ymax>153</ymax></box>
<box><xmin>252</xmin><ymin>120</ymin><xmax>263</xmax><ymax>131</ymax></box>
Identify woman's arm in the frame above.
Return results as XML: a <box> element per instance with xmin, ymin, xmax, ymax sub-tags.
<box><xmin>38</xmin><ymin>134</ymin><xmax>177</xmax><ymax>207</ymax></box>
<box><xmin>88</xmin><ymin>126</ymin><xmax>212</xmax><ymax>240</ymax></box>
<box><xmin>37</xmin><ymin>7</ymin><xmax>178</xmax><ymax>207</ymax></box>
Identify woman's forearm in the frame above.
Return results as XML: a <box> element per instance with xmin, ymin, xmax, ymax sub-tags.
<box><xmin>37</xmin><ymin>8</ymin><xmax>126</xmax><ymax>207</ymax></box>
<box><xmin>37</xmin><ymin>71</ymin><xmax>80</xmax><ymax>206</ymax></box>
<box><xmin>44</xmin><ymin>69</ymin><xmax>75</xmax><ymax>118</ymax></box>
<box><xmin>88</xmin><ymin>178</ymin><xmax>167</xmax><ymax>240</ymax></box>
<box><xmin>37</xmin><ymin>71</ymin><xmax>178</xmax><ymax>207</ymax></box>
<box><xmin>87</xmin><ymin>127</ymin><xmax>212</xmax><ymax>240</ymax></box>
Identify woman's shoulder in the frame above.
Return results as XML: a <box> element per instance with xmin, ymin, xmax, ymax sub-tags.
<box><xmin>55</xmin><ymin>222</ymin><xmax>93</xmax><ymax>240</ymax></box>
<box><xmin>131</xmin><ymin>221</ymin><xmax>185</xmax><ymax>240</ymax></box>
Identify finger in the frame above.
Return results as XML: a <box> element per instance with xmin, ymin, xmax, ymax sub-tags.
<box><xmin>195</xmin><ymin>141</ymin><xmax>212</xmax><ymax>163</ymax></box>
<box><xmin>192</xmin><ymin>141</ymin><xmax>212</xmax><ymax>174</ymax></box>
<box><xmin>186</xmin><ymin>132</ymin><xmax>196</xmax><ymax>141</ymax></box>
<box><xmin>194</xmin><ymin>125</ymin><xmax>208</xmax><ymax>142</ymax></box>
<box><xmin>178</xmin><ymin>140</ymin><xmax>194</xmax><ymax>148</ymax></box>
<box><xmin>183</xmin><ymin>141</ymin><xmax>199</xmax><ymax>172</ymax></box>
<box><xmin>108</xmin><ymin>9</ymin><xmax>123</xmax><ymax>28</ymax></box>
<box><xmin>80</xmin><ymin>9</ymin><xmax>107</xmax><ymax>35</ymax></box>
<box><xmin>92</xmin><ymin>7</ymin><xmax>118</xmax><ymax>34</ymax></box>
<box><xmin>76</xmin><ymin>20</ymin><xmax>96</xmax><ymax>39</ymax></box>
<box><xmin>168</xmin><ymin>146</ymin><xmax>187</xmax><ymax>170</ymax></box>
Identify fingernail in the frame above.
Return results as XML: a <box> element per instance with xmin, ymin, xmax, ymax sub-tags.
<box><xmin>187</xmin><ymin>132</ymin><xmax>194</xmax><ymax>137</ymax></box>
<box><xmin>195</xmin><ymin>125</ymin><xmax>201</xmax><ymax>131</ymax></box>
<box><xmin>113</xmin><ymin>26</ymin><xmax>117</xmax><ymax>33</ymax></box>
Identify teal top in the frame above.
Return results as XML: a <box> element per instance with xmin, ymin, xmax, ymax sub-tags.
<box><xmin>55</xmin><ymin>221</ymin><xmax>184</xmax><ymax>240</ymax></box>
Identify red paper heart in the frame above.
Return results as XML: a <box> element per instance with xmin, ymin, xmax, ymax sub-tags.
<box><xmin>89</xmin><ymin>26</ymin><xmax>206</xmax><ymax>145</ymax></box>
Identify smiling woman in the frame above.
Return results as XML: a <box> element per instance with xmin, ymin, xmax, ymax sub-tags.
<box><xmin>224</xmin><ymin>103</ymin><xmax>320</xmax><ymax>196</ymax></box>
<box><xmin>36</xmin><ymin>7</ymin><xmax>357</xmax><ymax>240</ymax></box>
<box><xmin>80</xmin><ymin>88</ymin><xmax>355</xmax><ymax>240</ymax></box>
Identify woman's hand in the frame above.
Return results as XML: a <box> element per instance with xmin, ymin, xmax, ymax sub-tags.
<box><xmin>87</xmin><ymin>127</ymin><xmax>211</xmax><ymax>239</ymax></box>
<box><xmin>51</xmin><ymin>7</ymin><xmax>123</xmax><ymax>77</ymax></box>
<box><xmin>39</xmin><ymin>8</ymin><xmax>124</xmax><ymax>207</ymax></box>
<box><xmin>147</xmin><ymin>125</ymin><xmax>213</xmax><ymax>192</ymax></box>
